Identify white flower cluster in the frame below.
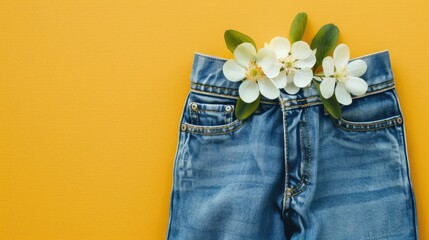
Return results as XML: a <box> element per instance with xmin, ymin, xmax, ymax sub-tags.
<box><xmin>223</xmin><ymin>37</ymin><xmax>368</xmax><ymax>105</ymax></box>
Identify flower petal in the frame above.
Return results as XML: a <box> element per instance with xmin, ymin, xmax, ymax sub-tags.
<box><xmin>346</xmin><ymin>59</ymin><xmax>367</xmax><ymax>77</ymax></box>
<box><xmin>284</xmin><ymin>72</ymin><xmax>300</xmax><ymax>94</ymax></box>
<box><xmin>271</xmin><ymin>70</ymin><xmax>287</xmax><ymax>88</ymax></box>
<box><xmin>269</xmin><ymin>36</ymin><xmax>291</xmax><ymax>59</ymax></box>
<box><xmin>319</xmin><ymin>77</ymin><xmax>336</xmax><ymax>99</ymax></box>
<box><xmin>322</xmin><ymin>56</ymin><xmax>335</xmax><ymax>77</ymax></box>
<box><xmin>293</xmin><ymin>68</ymin><xmax>313</xmax><ymax>88</ymax></box>
<box><xmin>257</xmin><ymin>48</ymin><xmax>282</xmax><ymax>78</ymax></box>
<box><xmin>345</xmin><ymin>76</ymin><xmax>368</xmax><ymax>96</ymax></box>
<box><xmin>291</xmin><ymin>41</ymin><xmax>312</xmax><ymax>60</ymax></box>
<box><xmin>258</xmin><ymin>77</ymin><xmax>280</xmax><ymax>99</ymax></box>
<box><xmin>234</xmin><ymin>42</ymin><xmax>257</xmax><ymax>66</ymax></box>
<box><xmin>294</xmin><ymin>49</ymin><xmax>316</xmax><ymax>68</ymax></box>
<box><xmin>222</xmin><ymin>59</ymin><xmax>246</xmax><ymax>82</ymax></box>
<box><xmin>256</xmin><ymin>47</ymin><xmax>276</xmax><ymax>62</ymax></box>
<box><xmin>239</xmin><ymin>80</ymin><xmax>260</xmax><ymax>103</ymax></box>
<box><xmin>258</xmin><ymin>57</ymin><xmax>282</xmax><ymax>78</ymax></box>
<box><xmin>333</xmin><ymin>43</ymin><xmax>350</xmax><ymax>69</ymax></box>
<box><xmin>335</xmin><ymin>83</ymin><xmax>352</xmax><ymax>105</ymax></box>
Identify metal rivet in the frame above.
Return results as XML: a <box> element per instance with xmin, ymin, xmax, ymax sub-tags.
<box><xmin>180</xmin><ymin>123</ymin><xmax>187</xmax><ymax>131</ymax></box>
<box><xmin>225</xmin><ymin>105</ymin><xmax>232</xmax><ymax>112</ymax></box>
<box><xmin>190</xmin><ymin>102</ymin><xmax>198</xmax><ymax>111</ymax></box>
<box><xmin>397</xmin><ymin>117</ymin><xmax>403</xmax><ymax>124</ymax></box>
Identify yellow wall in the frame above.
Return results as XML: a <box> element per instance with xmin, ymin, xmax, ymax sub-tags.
<box><xmin>0</xmin><ymin>0</ymin><xmax>427</xmax><ymax>239</ymax></box>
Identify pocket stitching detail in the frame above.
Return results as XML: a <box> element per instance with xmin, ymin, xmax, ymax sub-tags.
<box><xmin>180</xmin><ymin>118</ymin><xmax>248</xmax><ymax>136</ymax></box>
<box><xmin>332</xmin><ymin>115</ymin><xmax>403</xmax><ymax>132</ymax></box>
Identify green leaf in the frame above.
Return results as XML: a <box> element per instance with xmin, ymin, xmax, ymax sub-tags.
<box><xmin>310</xmin><ymin>24</ymin><xmax>339</xmax><ymax>71</ymax></box>
<box><xmin>235</xmin><ymin>94</ymin><xmax>261</xmax><ymax>120</ymax></box>
<box><xmin>224</xmin><ymin>30</ymin><xmax>257</xmax><ymax>53</ymax></box>
<box><xmin>289</xmin><ymin>12</ymin><xmax>308</xmax><ymax>43</ymax></box>
<box><xmin>313</xmin><ymin>80</ymin><xmax>341</xmax><ymax>119</ymax></box>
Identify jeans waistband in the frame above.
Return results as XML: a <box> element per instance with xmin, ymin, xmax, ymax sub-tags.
<box><xmin>189</xmin><ymin>50</ymin><xmax>395</xmax><ymax>108</ymax></box>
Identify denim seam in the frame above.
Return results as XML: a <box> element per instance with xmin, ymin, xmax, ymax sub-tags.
<box><xmin>181</xmin><ymin>119</ymin><xmax>248</xmax><ymax>136</ymax></box>
<box><xmin>305</xmin><ymin>108</ymin><xmax>311</xmax><ymax>183</ymax></box>
<box><xmin>289</xmin><ymin>109</ymin><xmax>311</xmax><ymax>195</ymax></box>
<box><xmin>166</xmin><ymin>91</ymin><xmax>192</xmax><ymax>239</ymax></box>
<box><xmin>279</xmin><ymin>95</ymin><xmax>290</xmax><ymax>212</ymax></box>
<box><xmin>289</xmin><ymin>111</ymin><xmax>308</xmax><ymax>193</ymax></box>
<box><xmin>198</xmin><ymin>109</ymin><xmax>228</xmax><ymax>113</ymax></box>
<box><xmin>392</xmin><ymin>89</ymin><xmax>419</xmax><ymax>238</ymax></box>
<box><xmin>338</xmin><ymin>115</ymin><xmax>400</xmax><ymax>126</ymax></box>
<box><xmin>293</xmin><ymin>118</ymin><xmax>306</xmax><ymax>193</ymax></box>
<box><xmin>184</xmin><ymin>127</ymin><xmax>243</xmax><ymax>136</ymax></box>
<box><xmin>280</xmin><ymin>81</ymin><xmax>394</xmax><ymax>106</ymax></box>
<box><xmin>191</xmin><ymin>81</ymin><xmax>239</xmax><ymax>92</ymax></box>
<box><xmin>289</xmin><ymin>182</ymin><xmax>305</xmax><ymax>192</ymax></box>
<box><xmin>191</xmin><ymin>80</ymin><xmax>393</xmax><ymax>102</ymax></box>
<box><xmin>190</xmin><ymin>88</ymin><xmax>279</xmax><ymax>105</ymax></box>
<box><xmin>333</xmin><ymin>121</ymin><xmax>401</xmax><ymax>132</ymax></box>
<box><xmin>290</xmin><ymin>185</ymin><xmax>308</xmax><ymax>197</ymax></box>
<box><xmin>190</xmin><ymin>81</ymin><xmax>396</xmax><ymax>109</ymax></box>
<box><xmin>183</xmin><ymin>118</ymin><xmax>243</xmax><ymax>129</ymax></box>
<box><xmin>284</xmin><ymin>85</ymin><xmax>396</xmax><ymax>110</ymax></box>
<box><xmin>281</xmin><ymin>80</ymin><xmax>394</xmax><ymax>104</ymax></box>
<box><xmin>179</xmin><ymin>133</ymin><xmax>193</xmax><ymax>190</ymax></box>
<box><xmin>394</xmin><ymin>122</ymin><xmax>410</xmax><ymax>215</ymax></box>
<box><xmin>332</xmin><ymin>115</ymin><xmax>402</xmax><ymax>132</ymax></box>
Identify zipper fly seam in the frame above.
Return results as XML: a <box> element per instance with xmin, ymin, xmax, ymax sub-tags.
<box><xmin>279</xmin><ymin>96</ymin><xmax>290</xmax><ymax>212</ymax></box>
<box><xmin>287</xmin><ymin>108</ymin><xmax>310</xmax><ymax>195</ymax></box>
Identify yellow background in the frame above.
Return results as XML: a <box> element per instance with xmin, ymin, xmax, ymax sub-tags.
<box><xmin>0</xmin><ymin>0</ymin><xmax>427</xmax><ymax>239</ymax></box>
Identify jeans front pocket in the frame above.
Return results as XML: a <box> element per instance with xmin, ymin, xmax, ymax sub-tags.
<box><xmin>180</xmin><ymin>91</ymin><xmax>249</xmax><ymax>136</ymax></box>
<box><xmin>330</xmin><ymin>89</ymin><xmax>403</xmax><ymax>132</ymax></box>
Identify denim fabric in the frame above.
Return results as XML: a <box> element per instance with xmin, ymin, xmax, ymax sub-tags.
<box><xmin>166</xmin><ymin>51</ymin><xmax>418</xmax><ymax>240</ymax></box>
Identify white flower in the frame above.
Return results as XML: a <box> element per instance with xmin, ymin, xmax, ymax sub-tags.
<box><xmin>319</xmin><ymin>44</ymin><xmax>368</xmax><ymax>105</ymax></box>
<box><xmin>263</xmin><ymin>37</ymin><xmax>317</xmax><ymax>94</ymax></box>
<box><xmin>222</xmin><ymin>42</ymin><xmax>283</xmax><ymax>103</ymax></box>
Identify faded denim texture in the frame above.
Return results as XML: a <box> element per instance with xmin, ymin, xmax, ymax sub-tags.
<box><xmin>166</xmin><ymin>51</ymin><xmax>418</xmax><ymax>240</ymax></box>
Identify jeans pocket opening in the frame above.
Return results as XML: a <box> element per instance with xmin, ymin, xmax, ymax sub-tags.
<box><xmin>332</xmin><ymin>114</ymin><xmax>403</xmax><ymax>132</ymax></box>
<box><xmin>180</xmin><ymin>117</ymin><xmax>248</xmax><ymax>136</ymax></box>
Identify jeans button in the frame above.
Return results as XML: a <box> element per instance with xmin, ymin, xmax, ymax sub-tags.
<box><xmin>396</xmin><ymin>116</ymin><xmax>403</xmax><ymax>124</ymax></box>
<box><xmin>225</xmin><ymin>105</ymin><xmax>232</xmax><ymax>112</ymax></box>
<box><xmin>190</xmin><ymin>102</ymin><xmax>198</xmax><ymax>111</ymax></box>
<box><xmin>180</xmin><ymin>123</ymin><xmax>187</xmax><ymax>131</ymax></box>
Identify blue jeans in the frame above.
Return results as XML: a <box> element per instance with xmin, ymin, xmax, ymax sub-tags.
<box><xmin>166</xmin><ymin>51</ymin><xmax>418</xmax><ymax>239</ymax></box>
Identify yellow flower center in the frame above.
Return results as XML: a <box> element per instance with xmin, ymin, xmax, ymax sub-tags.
<box><xmin>280</xmin><ymin>55</ymin><xmax>297</xmax><ymax>74</ymax></box>
<box><xmin>335</xmin><ymin>67</ymin><xmax>349</xmax><ymax>83</ymax></box>
<box><xmin>245</xmin><ymin>61</ymin><xmax>265</xmax><ymax>81</ymax></box>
